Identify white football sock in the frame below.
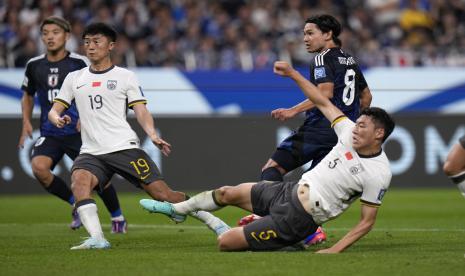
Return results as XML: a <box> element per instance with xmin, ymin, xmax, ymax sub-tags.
<box><xmin>189</xmin><ymin>211</ymin><xmax>230</xmax><ymax>236</ymax></box>
<box><xmin>77</xmin><ymin>202</ymin><xmax>105</xmax><ymax>240</ymax></box>
<box><xmin>450</xmin><ymin>171</ymin><xmax>465</xmax><ymax>198</ymax></box>
<box><xmin>173</xmin><ymin>190</ymin><xmax>222</xmax><ymax>214</ymax></box>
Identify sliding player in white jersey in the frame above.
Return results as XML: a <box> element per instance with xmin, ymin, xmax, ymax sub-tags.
<box><xmin>140</xmin><ymin>61</ymin><xmax>395</xmax><ymax>253</ymax></box>
<box><xmin>49</xmin><ymin>22</ymin><xmax>229</xmax><ymax>250</ymax></box>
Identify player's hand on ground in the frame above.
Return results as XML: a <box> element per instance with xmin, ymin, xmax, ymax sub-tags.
<box><xmin>273</xmin><ymin>61</ymin><xmax>295</xmax><ymax>77</ymax></box>
<box><xmin>55</xmin><ymin>115</ymin><xmax>71</xmax><ymax>128</ymax></box>
<box><xmin>18</xmin><ymin>122</ymin><xmax>33</xmax><ymax>148</ymax></box>
<box><xmin>271</xmin><ymin>108</ymin><xmax>298</xmax><ymax>121</ymax></box>
<box><xmin>152</xmin><ymin>137</ymin><xmax>172</xmax><ymax>156</ymax></box>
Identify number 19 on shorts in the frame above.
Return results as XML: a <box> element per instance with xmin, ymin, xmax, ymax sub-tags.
<box><xmin>130</xmin><ymin>158</ymin><xmax>151</xmax><ymax>180</ymax></box>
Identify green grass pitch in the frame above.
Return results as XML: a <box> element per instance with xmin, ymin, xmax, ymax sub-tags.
<box><xmin>1</xmin><ymin>188</ymin><xmax>464</xmax><ymax>275</ymax></box>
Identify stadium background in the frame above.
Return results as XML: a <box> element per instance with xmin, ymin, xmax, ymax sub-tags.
<box><xmin>0</xmin><ymin>0</ymin><xmax>464</xmax><ymax>193</ymax></box>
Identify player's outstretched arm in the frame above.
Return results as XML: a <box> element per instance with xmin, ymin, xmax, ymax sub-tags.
<box><xmin>316</xmin><ymin>204</ymin><xmax>378</xmax><ymax>254</ymax></box>
<box><xmin>360</xmin><ymin>87</ymin><xmax>372</xmax><ymax>110</ymax></box>
<box><xmin>132</xmin><ymin>103</ymin><xmax>171</xmax><ymax>156</ymax></box>
<box><xmin>273</xmin><ymin>61</ymin><xmax>343</xmax><ymax>123</ymax></box>
<box><xmin>48</xmin><ymin>102</ymin><xmax>71</xmax><ymax>128</ymax></box>
<box><xmin>18</xmin><ymin>93</ymin><xmax>34</xmax><ymax>148</ymax></box>
<box><xmin>271</xmin><ymin>99</ymin><xmax>314</xmax><ymax>121</ymax></box>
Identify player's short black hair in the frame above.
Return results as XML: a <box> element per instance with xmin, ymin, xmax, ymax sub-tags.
<box><xmin>361</xmin><ymin>107</ymin><xmax>396</xmax><ymax>143</ymax></box>
<box><xmin>40</xmin><ymin>16</ymin><xmax>71</xmax><ymax>33</ymax></box>
<box><xmin>305</xmin><ymin>14</ymin><xmax>342</xmax><ymax>46</ymax></box>
<box><xmin>82</xmin><ymin>22</ymin><xmax>117</xmax><ymax>42</ymax></box>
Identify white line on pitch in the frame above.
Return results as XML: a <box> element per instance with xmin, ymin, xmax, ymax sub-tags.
<box><xmin>0</xmin><ymin>223</ymin><xmax>464</xmax><ymax>232</ymax></box>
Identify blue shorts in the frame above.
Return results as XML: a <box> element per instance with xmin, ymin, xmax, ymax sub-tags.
<box><xmin>31</xmin><ymin>134</ymin><xmax>81</xmax><ymax>169</ymax></box>
<box><xmin>272</xmin><ymin>125</ymin><xmax>338</xmax><ymax>172</ymax></box>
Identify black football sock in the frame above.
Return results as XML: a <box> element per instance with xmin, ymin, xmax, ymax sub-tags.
<box><xmin>45</xmin><ymin>176</ymin><xmax>74</xmax><ymax>205</ymax></box>
<box><xmin>97</xmin><ymin>185</ymin><xmax>123</xmax><ymax>218</ymax></box>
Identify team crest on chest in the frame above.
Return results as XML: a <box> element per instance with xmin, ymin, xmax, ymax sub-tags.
<box><xmin>107</xmin><ymin>80</ymin><xmax>117</xmax><ymax>90</ymax></box>
<box><xmin>349</xmin><ymin>163</ymin><xmax>364</xmax><ymax>175</ymax></box>
<box><xmin>48</xmin><ymin>74</ymin><xmax>59</xmax><ymax>87</ymax></box>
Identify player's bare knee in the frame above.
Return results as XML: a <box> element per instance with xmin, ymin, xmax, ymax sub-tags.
<box><xmin>31</xmin><ymin>159</ymin><xmax>50</xmax><ymax>180</ymax></box>
<box><xmin>71</xmin><ymin>170</ymin><xmax>92</xmax><ymax>189</ymax></box>
<box><xmin>443</xmin><ymin>161</ymin><xmax>457</xmax><ymax>176</ymax></box>
<box><xmin>215</xmin><ymin>186</ymin><xmax>237</xmax><ymax>205</ymax></box>
<box><xmin>217</xmin><ymin>234</ymin><xmax>234</xmax><ymax>251</ymax></box>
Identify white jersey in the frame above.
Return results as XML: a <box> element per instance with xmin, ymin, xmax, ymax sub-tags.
<box><xmin>299</xmin><ymin>116</ymin><xmax>392</xmax><ymax>225</ymax></box>
<box><xmin>55</xmin><ymin>65</ymin><xmax>147</xmax><ymax>155</ymax></box>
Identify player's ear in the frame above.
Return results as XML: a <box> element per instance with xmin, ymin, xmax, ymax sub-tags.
<box><xmin>375</xmin><ymin>128</ymin><xmax>385</xmax><ymax>141</ymax></box>
<box><xmin>324</xmin><ymin>30</ymin><xmax>333</xmax><ymax>42</ymax></box>
<box><xmin>108</xmin><ymin>41</ymin><xmax>115</xmax><ymax>51</ymax></box>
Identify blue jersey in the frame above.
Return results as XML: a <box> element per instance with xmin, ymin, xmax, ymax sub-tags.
<box><xmin>21</xmin><ymin>52</ymin><xmax>88</xmax><ymax>136</ymax></box>
<box><xmin>305</xmin><ymin>47</ymin><xmax>368</xmax><ymax>127</ymax></box>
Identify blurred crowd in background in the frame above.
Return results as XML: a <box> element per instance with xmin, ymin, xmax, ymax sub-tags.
<box><xmin>1</xmin><ymin>0</ymin><xmax>465</xmax><ymax>70</ymax></box>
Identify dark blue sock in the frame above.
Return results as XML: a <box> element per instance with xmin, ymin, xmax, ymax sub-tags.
<box><xmin>45</xmin><ymin>176</ymin><xmax>74</xmax><ymax>205</ymax></box>
<box><xmin>260</xmin><ymin>167</ymin><xmax>283</xmax><ymax>181</ymax></box>
<box><xmin>68</xmin><ymin>195</ymin><xmax>75</xmax><ymax>205</ymax></box>
<box><xmin>97</xmin><ymin>185</ymin><xmax>123</xmax><ymax>218</ymax></box>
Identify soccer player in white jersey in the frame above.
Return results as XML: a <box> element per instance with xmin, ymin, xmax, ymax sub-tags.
<box><xmin>18</xmin><ymin>16</ymin><xmax>127</xmax><ymax>233</ymax></box>
<box><xmin>140</xmin><ymin>61</ymin><xmax>395</xmax><ymax>253</ymax></box>
<box><xmin>48</xmin><ymin>22</ymin><xmax>229</xmax><ymax>250</ymax></box>
<box><xmin>443</xmin><ymin>135</ymin><xmax>465</xmax><ymax>197</ymax></box>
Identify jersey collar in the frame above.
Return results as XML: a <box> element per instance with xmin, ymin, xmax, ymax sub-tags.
<box><xmin>358</xmin><ymin>150</ymin><xmax>383</xmax><ymax>159</ymax></box>
<box><xmin>89</xmin><ymin>64</ymin><xmax>115</xmax><ymax>74</ymax></box>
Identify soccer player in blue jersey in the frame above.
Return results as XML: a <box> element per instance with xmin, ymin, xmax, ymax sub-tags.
<box><xmin>248</xmin><ymin>15</ymin><xmax>373</xmax><ymax>245</ymax></box>
<box><xmin>17</xmin><ymin>16</ymin><xmax>127</xmax><ymax>233</ymax></box>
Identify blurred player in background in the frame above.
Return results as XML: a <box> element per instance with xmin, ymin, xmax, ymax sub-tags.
<box><xmin>443</xmin><ymin>135</ymin><xmax>465</xmax><ymax>197</ymax></box>
<box><xmin>140</xmin><ymin>60</ymin><xmax>395</xmax><ymax>253</ymax></box>
<box><xmin>251</xmin><ymin>14</ymin><xmax>373</xmax><ymax>245</ymax></box>
<box><xmin>18</xmin><ymin>16</ymin><xmax>127</xmax><ymax>233</ymax></box>
<box><xmin>49</xmin><ymin>22</ymin><xmax>229</xmax><ymax>250</ymax></box>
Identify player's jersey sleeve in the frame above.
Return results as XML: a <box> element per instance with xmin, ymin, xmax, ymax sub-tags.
<box><xmin>21</xmin><ymin>62</ymin><xmax>36</xmax><ymax>95</ymax></box>
<box><xmin>360</xmin><ymin>174</ymin><xmax>391</xmax><ymax>207</ymax></box>
<box><xmin>331</xmin><ymin>116</ymin><xmax>354</xmax><ymax>145</ymax></box>
<box><xmin>312</xmin><ymin>50</ymin><xmax>335</xmax><ymax>85</ymax></box>
<box><xmin>54</xmin><ymin>72</ymin><xmax>75</xmax><ymax>109</ymax></box>
<box><xmin>357</xmin><ymin>66</ymin><xmax>368</xmax><ymax>91</ymax></box>
<box><xmin>126</xmin><ymin>71</ymin><xmax>147</xmax><ymax>109</ymax></box>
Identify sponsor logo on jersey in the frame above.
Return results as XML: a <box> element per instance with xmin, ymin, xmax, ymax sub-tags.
<box><xmin>48</xmin><ymin>74</ymin><xmax>59</xmax><ymax>87</ymax></box>
<box><xmin>107</xmin><ymin>80</ymin><xmax>117</xmax><ymax>90</ymax></box>
<box><xmin>314</xmin><ymin>67</ymin><xmax>326</xmax><ymax>79</ymax></box>
<box><xmin>92</xmin><ymin>81</ymin><xmax>101</xmax><ymax>87</ymax></box>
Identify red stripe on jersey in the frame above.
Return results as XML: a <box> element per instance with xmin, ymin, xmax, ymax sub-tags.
<box><xmin>92</xmin><ymin>81</ymin><xmax>101</xmax><ymax>87</ymax></box>
<box><xmin>345</xmin><ymin>152</ymin><xmax>353</xmax><ymax>160</ymax></box>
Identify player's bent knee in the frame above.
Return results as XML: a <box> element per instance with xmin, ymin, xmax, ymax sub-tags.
<box><xmin>31</xmin><ymin>160</ymin><xmax>51</xmax><ymax>177</ymax></box>
<box><xmin>216</xmin><ymin>186</ymin><xmax>239</xmax><ymax>205</ymax></box>
<box><xmin>217</xmin><ymin>228</ymin><xmax>249</xmax><ymax>251</ymax></box>
<box><xmin>443</xmin><ymin>161</ymin><xmax>457</xmax><ymax>176</ymax></box>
